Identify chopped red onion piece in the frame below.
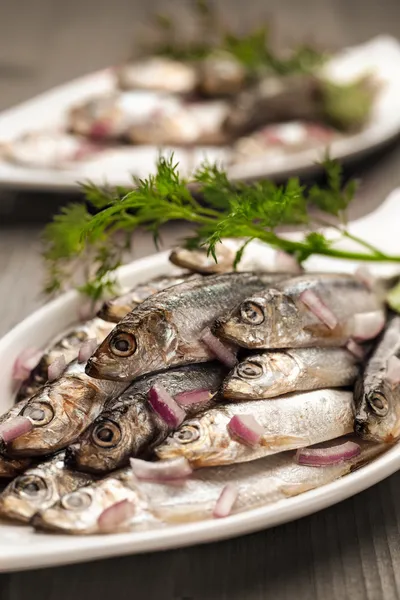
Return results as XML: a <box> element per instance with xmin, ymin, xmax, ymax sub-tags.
<box><xmin>351</xmin><ymin>311</ymin><xmax>385</xmax><ymax>342</ymax></box>
<box><xmin>78</xmin><ymin>300</ymin><xmax>103</xmax><ymax>321</ymax></box>
<box><xmin>174</xmin><ymin>389</ymin><xmax>214</xmax><ymax>407</ymax></box>
<box><xmin>72</xmin><ymin>141</ymin><xmax>103</xmax><ymax>162</ymax></box>
<box><xmin>274</xmin><ymin>251</ymin><xmax>302</xmax><ymax>274</ymax></box>
<box><xmin>200</xmin><ymin>328</ymin><xmax>237</xmax><ymax>367</ymax></box>
<box><xmin>386</xmin><ymin>355</ymin><xmax>400</xmax><ymax>386</ymax></box>
<box><xmin>227</xmin><ymin>414</ymin><xmax>264</xmax><ymax>446</ymax></box>
<box><xmin>0</xmin><ymin>416</ymin><xmax>33</xmax><ymax>444</ymax></box>
<box><xmin>47</xmin><ymin>355</ymin><xmax>67</xmax><ymax>382</ymax></box>
<box><xmin>12</xmin><ymin>348</ymin><xmax>43</xmax><ymax>381</ymax></box>
<box><xmin>130</xmin><ymin>457</ymin><xmax>192</xmax><ymax>481</ymax></box>
<box><xmin>304</xmin><ymin>123</ymin><xmax>334</xmax><ymax>141</ymax></box>
<box><xmin>78</xmin><ymin>338</ymin><xmax>98</xmax><ymax>363</ymax></box>
<box><xmin>346</xmin><ymin>339</ymin><xmax>366</xmax><ymax>360</ymax></box>
<box><xmin>295</xmin><ymin>441</ymin><xmax>361</xmax><ymax>467</ymax></box>
<box><xmin>148</xmin><ymin>384</ymin><xmax>185</xmax><ymax>429</ymax></box>
<box><xmin>299</xmin><ymin>290</ymin><xmax>338</xmax><ymax>330</ymax></box>
<box><xmin>90</xmin><ymin>120</ymin><xmax>112</xmax><ymax>140</ymax></box>
<box><xmin>97</xmin><ymin>499</ymin><xmax>135</xmax><ymax>533</ymax></box>
<box><xmin>354</xmin><ymin>266</ymin><xmax>376</xmax><ymax>290</ymax></box>
<box><xmin>213</xmin><ymin>484</ymin><xmax>238</xmax><ymax>518</ymax></box>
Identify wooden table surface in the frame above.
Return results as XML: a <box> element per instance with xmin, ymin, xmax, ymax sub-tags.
<box><xmin>1</xmin><ymin>1</ymin><xmax>400</xmax><ymax>598</ymax></box>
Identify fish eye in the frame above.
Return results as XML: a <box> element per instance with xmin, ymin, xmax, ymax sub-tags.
<box><xmin>367</xmin><ymin>392</ymin><xmax>389</xmax><ymax>417</ymax></box>
<box><xmin>61</xmin><ymin>491</ymin><xmax>92</xmax><ymax>511</ymax></box>
<box><xmin>174</xmin><ymin>424</ymin><xmax>201</xmax><ymax>444</ymax></box>
<box><xmin>22</xmin><ymin>402</ymin><xmax>54</xmax><ymax>426</ymax></box>
<box><xmin>13</xmin><ymin>475</ymin><xmax>48</xmax><ymax>498</ymax></box>
<box><xmin>236</xmin><ymin>361</ymin><xmax>264</xmax><ymax>379</ymax></box>
<box><xmin>92</xmin><ymin>421</ymin><xmax>122</xmax><ymax>448</ymax></box>
<box><xmin>110</xmin><ymin>332</ymin><xmax>136</xmax><ymax>357</ymax></box>
<box><xmin>240</xmin><ymin>301</ymin><xmax>265</xmax><ymax>325</ymax></box>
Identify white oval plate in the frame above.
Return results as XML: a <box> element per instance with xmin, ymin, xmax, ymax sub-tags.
<box><xmin>1</xmin><ymin>190</ymin><xmax>400</xmax><ymax>572</ymax></box>
<box><xmin>1</xmin><ymin>35</ymin><xmax>400</xmax><ymax>191</ymax></box>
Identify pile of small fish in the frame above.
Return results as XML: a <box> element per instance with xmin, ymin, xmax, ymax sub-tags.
<box><xmin>0</xmin><ymin>242</ymin><xmax>397</xmax><ymax>536</ymax></box>
<box><xmin>2</xmin><ymin>54</ymin><xmax>374</xmax><ymax>170</ymax></box>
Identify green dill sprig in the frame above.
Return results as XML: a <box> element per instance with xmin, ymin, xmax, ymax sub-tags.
<box><xmin>151</xmin><ymin>2</ymin><xmax>325</xmax><ymax>76</ymax></box>
<box><xmin>42</xmin><ymin>155</ymin><xmax>400</xmax><ymax>302</ymax></box>
<box><xmin>222</xmin><ymin>27</ymin><xmax>324</xmax><ymax>75</ymax></box>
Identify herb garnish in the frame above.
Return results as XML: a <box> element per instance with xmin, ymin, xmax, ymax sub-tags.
<box><xmin>42</xmin><ymin>156</ymin><xmax>400</xmax><ymax>302</ymax></box>
<box><xmin>150</xmin><ymin>1</ymin><xmax>324</xmax><ymax>76</ymax></box>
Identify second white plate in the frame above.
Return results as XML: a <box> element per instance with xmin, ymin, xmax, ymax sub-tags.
<box><xmin>1</xmin><ymin>35</ymin><xmax>400</xmax><ymax>191</ymax></box>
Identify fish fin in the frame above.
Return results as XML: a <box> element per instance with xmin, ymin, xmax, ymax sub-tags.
<box><xmin>152</xmin><ymin>504</ymin><xmax>213</xmax><ymax>524</ymax></box>
<box><xmin>386</xmin><ymin>355</ymin><xmax>400</xmax><ymax>387</ymax></box>
<box><xmin>279</xmin><ymin>482</ymin><xmax>318</xmax><ymax>497</ymax></box>
<box><xmin>260</xmin><ymin>434</ymin><xmax>310</xmax><ymax>450</ymax></box>
<box><xmin>145</xmin><ymin>310</ymin><xmax>179</xmax><ymax>363</ymax></box>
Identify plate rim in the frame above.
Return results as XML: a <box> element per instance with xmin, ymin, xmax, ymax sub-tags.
<box><xmin>1</xmin><ymin>250</ymin><xmax>400</xmax><ymax>572</ymax></box>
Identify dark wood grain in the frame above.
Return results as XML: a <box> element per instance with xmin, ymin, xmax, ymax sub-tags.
<box><xmin>1</xmin><ymin>0</ymin><xmax>400</xmax><ymax>598</ymax></box>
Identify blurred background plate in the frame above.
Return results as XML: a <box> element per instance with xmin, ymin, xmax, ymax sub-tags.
<box><xmin>1</xmin><ymin>36</ymin><xmax>400</xmax><ymax>191</ymax></box>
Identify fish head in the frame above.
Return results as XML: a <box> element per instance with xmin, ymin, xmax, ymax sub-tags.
<box><xmin>223</xmin><ymin>353</ymin><xmax>294</xmax><ymax>399</ymax></box>
<box><xmin>66</xmin><ymin>400</ymin><xmax>155</xmax><ymax>473</ymax></box>
<box><xmin>0</xmin><ymin>458</ymin><xmax>64</xmax><ymax>522</ymax></box>
<box><xmin>355</xmin><ymin>378</ymin><xmax>400</xmax><ymax>442</ymax></box>
<box><xmin>214</xmin><ymin>290</ymin><xmax>298</xmax><ymax>347</ymax></box>
<box><xmin>32</xmin><ymin>478</ymin><xmax>137</xmax><ymax>534</ymax></box>
<box><xmin>86</xmin><ymin>308</ymin><xmax>179</xmax><ymax>381</ymax></box>
<box><xmin>156</xmin><ymin>412</ymin><xmax>234</xmax><ymax>467</ymax></box>
<box><xmin>7</xmin><ymin>377</ymin><xmax>98</xmax><ymax>456</ymax></box>
<box><xmin>0</xmin><ymin>456</ymin><xmax>31</xmax><ymax>479</ymax></box>
<box><xmin>51</xmin><ymin>321</ymin><xmax>113</xmax><ymax>365</ymax></box>
<box><xmin>97</xmin><ymin>297</ymin><xmax>139</xmax><ymax>323</ymax></box>
<box><xmin>169</xmin><ymin>246</ymin><xmax>232</xmax><ymax>274</ymax></box>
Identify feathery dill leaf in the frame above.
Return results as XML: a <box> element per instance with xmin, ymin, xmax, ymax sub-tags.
<box><xmin>308</xmin><ymin>155</ymin><xmax>358</xmax><ymax>218</ymax></box>
<box><xmin>151</xmin><ymin>1</ymin><xmax>324</xmax><ymax>75</ymax></box>
<box><xmin>42</xmin><ymin>155</ymin><xmax>400</xmax><ymax>301</ymax></box>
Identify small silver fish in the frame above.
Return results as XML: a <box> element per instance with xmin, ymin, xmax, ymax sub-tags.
<box><xmin>86</xmin><ymin>272</ymin><xmax>287</xmax><ymax>382</ymax></box>
<box><xmin>1</xmin><ymin>132</ymin><xmax>101</xmax><ymax>169</ymax></box>
<box><xmin>0</xmin><ymin>398</ymin><xmax>31</xmax><ymax>449</ymax></box>
<box><xmin>97</xmin><ymin>274</ymin><xmax>198</xmax><ymax>323</ymax></box>
<box><xmin>354</xmin><ymin>315</ymin><xmax>400</xmax><ymax>442</ymax></box>
<box><xmin>68</xmin><ymin>91</ymin><xmax>179</xmax><ymax>141</ymax></box>
<box><xmin>224</xmin><ymin>75</ymin><xmax>374</xmax><ymax>136</ymax></box>
<box><xmin>223</xmin><ymin>348</ymin><xmax>359</xmax><ymax>400</ymax></box>
<box><xmin>214</xmin><ymin>273</ymin><xmax>383</xmax><ymax>349</ymax></box>
<box><xmin>0</xmin><ymin>401</ymin><xmax>32</xmax><ymax>477</ymax></box>
<box><xmin>156</xmin><ymin>389</ymin><xmax>355</xmax><ymax>468</ymax></box>
<box><xmin>66</xmin><ymin>362</ymin><xmax>227</xmax><ymax>474</ymax></box>
<box><xmin>6</xmin><ymin>361</ymin><xmax>127</xmax><ymax>457</ymax></box>
<box><xmin>16</xmin><ymin>318</ymin><xmax>114</xmax><ymax>402</ymax></box>
<box><xmin>127</xmin><ymin>100</ymin><xmax>230</xmax><ymax>145</ymax></box>
<box><xmin>197</xmin><ymin>53</ymin><xmax>247</xmax><ymax>97</ymax></box>
<box><xmin>169</xmin><ymin>245</ymin><xmax>237</xmax><ymax>274</ymax></box>
<box><xmin>224</xmin><ymin>74</ymin><xmax>322</xmax><ymax>137</ymax></box>
<box><xmin>0</xmin><ymin>452</ymin><xmax>95</xmax><ymax>522</ymax></box>
<box><xmin>169</xmin><ymin>239</ymin><xmax>283</xmax><ymax>275</ymax></box>
<box><xmin>115</xmin><ymin>57</ymin><xmax>198</xmax><ymax>94</ymax></box>
<box><xmin>32</xmin><ymin>437</ymin><xmax>384</xmax><ymax>535</ymax></box>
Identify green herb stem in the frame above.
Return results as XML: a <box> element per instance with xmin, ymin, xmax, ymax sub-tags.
<box><xmin>314</xmin><ymin>218</ymin><xmax>387</xmax><ymax>258</ymax></box>
<box><xmin>41</xmin><ymin>155</ymin><xmax>400</xmax><ymax>301</ymax></box>
<box><xmin>339</xmin><ymin>230</ymin><xmax>388</xmax><ymax>258</ymax></box>
<box><xmin>253</xmin><ymin>234</ymin><xmax>400</xmax><ymax>263</ymax></box>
